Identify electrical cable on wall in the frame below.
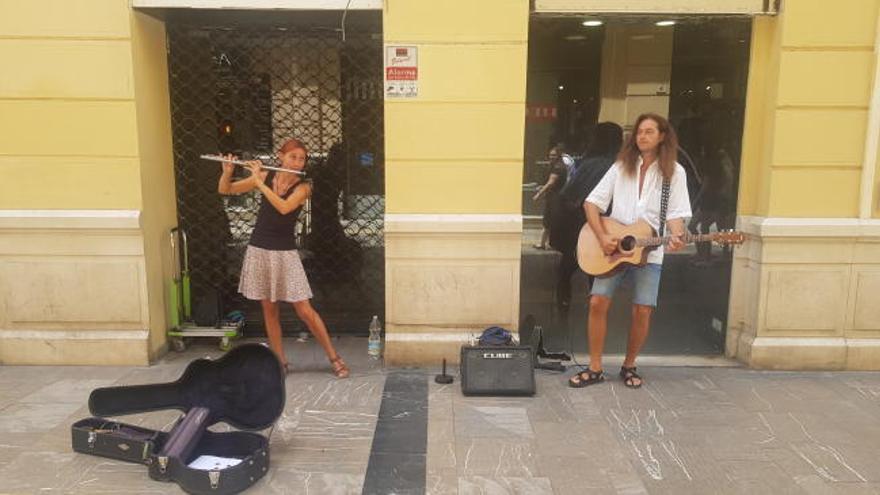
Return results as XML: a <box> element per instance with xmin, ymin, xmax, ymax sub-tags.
<box><xmin>340</xmin><ymin>0</ymin><xmax>354</xmax><ymax>42</ymax></box>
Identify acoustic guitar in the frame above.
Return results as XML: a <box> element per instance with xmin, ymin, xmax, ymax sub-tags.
<box><xmin>576</xmin><ymin>217</ymin><xmax>746</xmax><ymax>277</ymax></box>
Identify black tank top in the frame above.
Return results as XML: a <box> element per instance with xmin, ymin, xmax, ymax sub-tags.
<box><xmin>249</xmin><ymin>172</ymin><xmax>307</xmax><ymax>251</ymax></box>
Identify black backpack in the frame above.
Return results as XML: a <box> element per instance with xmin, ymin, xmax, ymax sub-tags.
<box><xmin>478</xmin><ymin>326</ymin><xmax>514</xmax><ymax>346</ymax></box>
<box><xmin>192</xmin><ymin>288</ymin><xmax>223</xmax><ymax>328</ymax></box>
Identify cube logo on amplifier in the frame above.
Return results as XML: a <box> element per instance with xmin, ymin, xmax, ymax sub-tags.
<box><xmin>482</xmin><ymin>352</ymin><xmax>513</xmax><ymax>359</ymax></box>
<box><xmin>461</xmin><ymin>345</ymin><xmax>535</xmax><ymax>396</ymax></box>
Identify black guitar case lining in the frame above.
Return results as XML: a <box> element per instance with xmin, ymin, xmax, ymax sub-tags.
<box><xmin>71</xmin><ymin>344</ymin><xmax>284</xmax><ymax>495</ymax></box>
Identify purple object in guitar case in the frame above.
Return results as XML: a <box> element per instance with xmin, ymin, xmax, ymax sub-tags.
<box><xmin>71</xmin><ymin>344</ymin><xmax>285</xmax><ymax>494</ymax></box>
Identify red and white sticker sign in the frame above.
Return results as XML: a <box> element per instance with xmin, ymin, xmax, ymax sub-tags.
<box><xmin>526</xmin><ymin>104</ymin><xmax>558</xmax><ymax>121</ymax></box>
<box><xmin>385</xmin><ymin>45</ymin><xmax>418</xmax><ymax>98</ymax></box>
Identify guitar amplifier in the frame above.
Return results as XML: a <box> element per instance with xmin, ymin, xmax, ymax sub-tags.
<box><xmin>460</xmin><ymin>345</ymin><xmax>535</xmax><ymax>396</ymax></box>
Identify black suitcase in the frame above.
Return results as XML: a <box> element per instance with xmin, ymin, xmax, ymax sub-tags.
<box><xmin>460</xmin><ymin>345</ymin><xmax>536</xmax><ymax>396</ymax></box>
<box><xmin>72</xmin><ymin>344</ymin><xmax>285</xmax><ymax>495</ymax></box>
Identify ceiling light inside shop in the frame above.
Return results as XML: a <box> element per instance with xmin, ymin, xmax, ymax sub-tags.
<box><xmin>564</xmin><ymin>35</ymin><xmax>588</xmax><ymax>41</ymax></box>
<box><xmin>582</xmin><ymin>20</ymin><xmax>603</xmax><ymax>27</ymax></box>
<box><xmin>656</xmin><ymin>20</ymin><xmax>676</xmax><ymax>27</ymax></box>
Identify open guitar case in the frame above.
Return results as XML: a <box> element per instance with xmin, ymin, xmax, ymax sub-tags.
<box><xmin>71</xmin><ymin>344</ymin><xmax>285</xmax><ymax>494</ymax></box>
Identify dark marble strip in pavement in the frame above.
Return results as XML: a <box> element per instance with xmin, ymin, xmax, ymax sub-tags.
<box><xmin>362</xmin><ymin>371</ymin><xmax>428</xmax><ymax>495</ymax></box>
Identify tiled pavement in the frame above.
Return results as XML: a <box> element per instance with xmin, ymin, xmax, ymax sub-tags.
<box><xmin>2</xmin><ymin>337</ymin><xmax>880</xmax><ymax>494</ymax></box>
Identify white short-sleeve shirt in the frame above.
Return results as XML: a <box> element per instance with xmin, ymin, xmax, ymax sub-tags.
<box><xmin>585</xmin><ymin>158</ymin><xmax>692</xmax><ymax>264</ymax></box>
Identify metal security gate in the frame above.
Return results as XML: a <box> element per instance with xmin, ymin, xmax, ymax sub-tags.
<box><xmin>166</xmin><ymin>10</ymin><xmax>384</xmax><ymax>334</ymax></box>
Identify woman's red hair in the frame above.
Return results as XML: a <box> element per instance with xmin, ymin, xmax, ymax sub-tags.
<box><xmin>278</xmin><ymin>138</ymin><xmax>308</xmax><ymax>157</ymax></box>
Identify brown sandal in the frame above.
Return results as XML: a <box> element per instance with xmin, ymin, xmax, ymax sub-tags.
<box><xmin>330</xmin><ymin>356</ymin><xmax>350</xmax><ymax>379</ymax></box>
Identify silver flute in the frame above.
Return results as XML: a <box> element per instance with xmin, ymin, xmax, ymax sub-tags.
<box><xmin>200</xmin><ymin>154</ymin><xmax>305</xmax><ymax>175</ymax></box>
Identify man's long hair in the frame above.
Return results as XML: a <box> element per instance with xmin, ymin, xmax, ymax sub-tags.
<box><xmin>618</xmin><ymin>113</ymin><xmax>678</xmax><ymax>181</ymax></box>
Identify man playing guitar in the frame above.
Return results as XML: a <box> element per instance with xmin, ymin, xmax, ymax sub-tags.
<box><xmin>569</xmin><ymin>113</ymin><xmax>692</xmax><ymax>389</ymax></box>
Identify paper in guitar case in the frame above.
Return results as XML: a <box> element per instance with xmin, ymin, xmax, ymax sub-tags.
<box><xmin>71</xmin><ymin>344</ymin><xmax>284</xmax><ymax>495</ymax></box>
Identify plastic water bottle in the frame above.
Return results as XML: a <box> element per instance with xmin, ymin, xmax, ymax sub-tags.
<box><xmin>368</xmin><ymin>315</ymin><xmax>382</xmax><ymax>360</ymax></box>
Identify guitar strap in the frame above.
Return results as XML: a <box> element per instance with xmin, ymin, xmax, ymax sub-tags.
<box><xmin>658</xmin><ymin>178</ymin><xmax>671</xmax><ymax>237</ymax></box>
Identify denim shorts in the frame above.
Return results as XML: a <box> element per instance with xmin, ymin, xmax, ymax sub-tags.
<box><xmin>590</xmin><ymin>263</ymin><xmax>662</xmax><ymax>307</ymax></box>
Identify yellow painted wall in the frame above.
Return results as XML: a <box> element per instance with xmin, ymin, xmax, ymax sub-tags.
<box><xmin>0</xmin><ymin>0</ymin><xmax>141</xmax><ymax>209</ymax></box>
<box><xmin>130</xmin><ymin>11</ymin><xmax>178</xmax><ymax>356</ymax></box>
<box><xmin>383</xmin><ymin>0</ymin><xmax>528</xmax><ymax>214</ymax></box>
<box><xmin>739</xmin><ymin>0</ymin><xmax>880</xmax><ymax>218</ymax></box>
<box><xmin>0</xmin><ymin>0</ymin><xmax>177</xmax><ymax>360</ymax></box>
<box><xmin>876</xmin><ymin>125</ymin><xmax>880</xmax><ymax>217</ymax></box>
<box><xmin>738</xmin><ymin>15</ymin><xmax>777</xmax><ymax>216</ymax></box>
<box><xmin>0</xmin><ymin>0</ymin><xmax>131</xmax><ymax>39</ymax></box>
